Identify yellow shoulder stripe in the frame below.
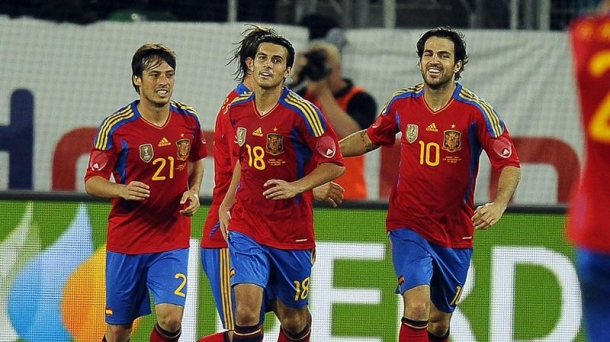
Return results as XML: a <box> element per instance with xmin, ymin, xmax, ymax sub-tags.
<box><xmin>95</xmin><ymin>106</ymin><xmax>134</xmax><ymax>150</ymax></box>
<box><xmin>458</xmin><ymin>88</ymin><xmax>503</xmax><ymax>137</ymax></box>
<box><xmin>285</xmin><ymin>93</ymin><xmax>324</xmax><ymax>137</ymax></box>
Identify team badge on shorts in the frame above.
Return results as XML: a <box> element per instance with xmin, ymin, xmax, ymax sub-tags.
<box><xmin>139</xmin><ymin>144</ymin><xmax>154</xmax><ymax>163</ymax></box>
<box><xmin>236</xmin><ymin>127</ymin><xmax>247</xmax><ymax>147</ymax></box>
<box><xmin>176</xmin><ymin>139</ymin><xmax>190</xmax><ymax>161</ymax></box>
<box><xmin>443</xmin><ymin>130</ymin><xmax>462</xmax><ymax>152</ymax></box>
<box><xmin>406</xmin><ymin>124</ymin><xmax>418</xmax><ymax>143</ymax></box>
<box><xmin>266</xmin><ymin>133</ymin><xmax>284</xmax><ymax>156</ymax></box>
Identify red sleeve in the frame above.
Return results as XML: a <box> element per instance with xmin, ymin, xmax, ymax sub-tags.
<box><xmin>367</xmin><ymin>110</ymin><xmax>399</xmax><ymax>146</ymax></box>
<box><xmin>476</xmin><ymin>114</ymin><xmax>520</xmax><ymax>171</ymax></box>
<box><xmin>84</xmin><ymin>148</ymin><xmax>117</xmax><ymax>182</ymax></box>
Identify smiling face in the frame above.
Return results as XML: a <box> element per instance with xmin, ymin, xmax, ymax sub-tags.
<box><xmin>249</xmin><ymin>42</ymin><xmax>291</xmax><ymax>90</ymax></box>
<box><xmin>132</xmin><ymin>58</ymin><xmax>175</xmax><ymax>107</ymax></box>
<box><xmin>419</xmin><ymin>36</ymin><xmax>462</xmax><ymax>89</ymax></box>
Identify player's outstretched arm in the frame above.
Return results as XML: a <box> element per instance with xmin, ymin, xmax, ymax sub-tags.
<box><xmin>339</xmin><ymin>130</ymin><xmax>379</xmax><ymax>157</ymax></box>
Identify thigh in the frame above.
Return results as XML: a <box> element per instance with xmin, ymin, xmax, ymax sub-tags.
<box><xmin>147</xmin><ymin>248</ymin><xmax>189</xmax><ymax>307</ymax></box>
<box><xmin>429</xmin><ymin>245</ymin><xmax>472</xmax><ymax>313</ymax></box>
<box><xmin>389</xmin><ymin>228</ymin><xmax>433</xmax><ymax>295</ymax></box>
<box><xmin>201</xmin><ymin>247</ymin><xmax>235</xmax><ymax>330</ymax></box>
<box><xmin>228</xmin><ymin>231</ymin><xmax>270</xmax><ymax>288</ymax></box>
<box><xmin>268</xmin><ymin>247</ymin><xmax>314</xmax><ymax>309</ymax></box>
<box><xmin>105</xmin><ymin>251</ymin><xmax>151</xmax><ymax>324</ymax></box>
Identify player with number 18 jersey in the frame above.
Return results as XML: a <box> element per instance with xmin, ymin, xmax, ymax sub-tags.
<box><xmin>228</xmin><ymin>87</ymin><xmax>344</xmax><ymax>250</ymax></box>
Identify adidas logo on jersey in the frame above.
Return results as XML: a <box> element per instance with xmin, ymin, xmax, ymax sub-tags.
<box><xmin>253</xmin><ymin>127</ymin><xmax>263</xmax><ymax>137</ymax></box>
<box><xmin>426</xmin><ymin>123</ymin><xmax>438</xmax><ymax>132</ymax></box>
<box><xmin>158</xmin><ymin>137</ymin><xmax>171</xmax><ymax>147</ymax></box>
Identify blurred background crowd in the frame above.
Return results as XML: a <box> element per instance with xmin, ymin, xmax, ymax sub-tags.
<box><xmin>0</xmin><ymin>0</ymin><xmax>604</xmax><ymax>30</ymax></box>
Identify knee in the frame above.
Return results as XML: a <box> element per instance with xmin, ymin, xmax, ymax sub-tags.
<box><xmin>428</xmin><ymin>317</ymin><xmax>450</xmax><ymax>337</ymax></box>
<box><xmin>235</xmin><ymin>305</ymin><xmax>261</xmax><ymax>326</ymax></box>
<box><xmin>279</xmin><ymin>309</ymin><xmax>309</xmax><ymax>334</ymax></box>
<box><xmin>156</xmin><ymin>308</ymin><xmax>183</xmax><ymax>332</ymax></box>
<box><xmin>404</xmin><ymin>301</ymin><xmax>429</xmax><ymax>321</ymax></box>
<box><xmin>106</xmin><ymin>324</ymin><xmax>133</xmax><ymax>341</ymax></box>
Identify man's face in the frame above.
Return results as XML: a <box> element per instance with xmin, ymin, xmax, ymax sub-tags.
<box><xmin>419</xmin><ymin>36</ymin><xmax>461</xmax><ymax>89</ymax></box>
<box><xmin>133</xmin><ymin>59</ymin><xmax>175</xmax><ymax>107</ymax></box>
<box><xmin>250</xmin><ymin>42</ymin><xmax>291</xmax><ymax>90</ymax></box>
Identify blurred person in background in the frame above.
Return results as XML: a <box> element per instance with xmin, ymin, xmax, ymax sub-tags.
<box><xmin>289</xmin><ymin>25</ymin><xmax>377</xmax><ymax>200</ymax></box>
<box><xmin>566</xmin><ymin>1</ymin><xmax>610</xmax><ymax>341</ymax></box>
<box><xmin>84</xmin><ymin>43</ymin><xmax>207</xmax><ymax>342</ymax></box>
<box><xmin>339</xmin><ymin>26</ymin><xmax>521</xmax><ymax>342</ymax></box>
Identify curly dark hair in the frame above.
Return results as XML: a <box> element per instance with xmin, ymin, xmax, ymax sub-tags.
<box><xmin>416</xmin><ymin>26</ymin><xmax>469</xmax><ymax>80</ymax></box>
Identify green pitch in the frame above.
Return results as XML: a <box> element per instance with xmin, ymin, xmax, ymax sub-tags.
<box><xmin>0</xmin><ymin>200</ymin><xmax>585</xmax><ymax>341</ymax></box>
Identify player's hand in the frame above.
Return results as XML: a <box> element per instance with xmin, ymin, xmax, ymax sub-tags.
<box><xmin>472</xmin><ymin>202</ymin><xmax>506</xmax><ymax>230</ymax></box>
<box><xmin>263</xmin><ymin>179</ymin><xmax>300</xmax><ymax>200</ymax></box>
<box><xmin>313</xmin><ymin>182</ymin><xmax>344</xmax><ymax>207</ymax></box>
<box><xmin>179</xmin><ymin>189</ymin><xmax>200</xmax><ymax>216</ymax></box>
<box><xmin>218</xmin><ymin>206</ymin><xmax>231</xmax><ymax>242</ymax></box>
<box><xmin>119</xmin><ymin>181</ymin><xmax>149</xmax><ymax>201</ymax></box>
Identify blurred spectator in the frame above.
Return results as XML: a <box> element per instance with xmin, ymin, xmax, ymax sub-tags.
<box><xmin>289</xmin><ymin>40</ymin><xmax>377</xmax><ymax>200</ymax></box>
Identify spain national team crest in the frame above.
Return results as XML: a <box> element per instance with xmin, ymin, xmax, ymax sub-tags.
<box><xmin>266</xmin><ymin>133</ymin><xmax>284</xmax><ymax>156</ymax></box>
<box><xmin>176</xmin><ymin>139</ymin><xmax>190</xmax><ymax>161</ymax></box>
<box><xmin>139</xmin><ymin>144</ymin><xmax>154</xmax><ymax>163</ymax></box>
<box><xmin>406</xmin><ymin>124</ymin><xmax>418</xmax><ymax>143</ymax></box>
<box><xmin>443</xmin><ymin>130</ymin><xmax>462</xmax><ymax>152</ymax></box>
<box><xmin>236</xmin><ymin>127</ymin><xmax>247</xmax><ymax>147</ymax></box>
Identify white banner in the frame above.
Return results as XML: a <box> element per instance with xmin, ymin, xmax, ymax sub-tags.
<box><xmin>0</xmin><ymin>18</ymin><xmax>580</xmax><ymax>204</ymax></box>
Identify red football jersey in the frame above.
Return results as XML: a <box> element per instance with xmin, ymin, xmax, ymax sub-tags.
<box><xmin>367</xmin><ymin>83</ymin><xmax>520</xmax><ymax>248</ymax></box>
<box><xmin>566</xmin><ymin>14</ymin><xmax>610</xmax><ymax>252</ymax></box>
<box><xmin>201</xmin><ymin>83</ymin><xmax>250</xmax><ymax>248</ymax></box>
<box><xmin>228</xmin><ymin>87</ymin><xmax>344</xmax><ymax>250</ymax></box>
<box><xmin>85</xmin><ymin>100</ymin><xmax>208</xmax><ymax>254</ymax></box>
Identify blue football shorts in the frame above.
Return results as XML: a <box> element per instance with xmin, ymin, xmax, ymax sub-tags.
<box><xmin>228</xmin><ymin>231</ymin><xmax>314</xmax><ymax>309</ymax></box>
<box><xmin>576</xmin><ymin>248</ymin><xmax>610</xmax><ymax>342</ymax></box>
<box><xmin>105</xmin><ymin>248</ymin><xmax>189</xmax><ymax>324</ymax></box>
<box><xmin>389</xmin><ymin>228</ymin><xmax>472</xmax><ymax>313</ymax></box>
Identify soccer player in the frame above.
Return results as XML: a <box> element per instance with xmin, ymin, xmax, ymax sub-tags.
<box><xmin>197</xmin><ymin>25</ymin><xmax>344</xmax><ymax>342</ymax></box>
<box><xmin>339</xmin><ymin>26</ymin><xmax>521</xmax><ymax>342</ymax></box>
<box><xmin>566</xmin><ymin>2</ymin><xmax>610</xmax><ymax>341</ymax></box>
<box><xmin>218</xmin><ymin>33</ymin><xmax>345</xmax><ymax>342</ymax></box>
<box><xmin>197</xmin><ymin>25</ymin><xmax>277</xmax><ymax>342</ymax></box>
<box><xmin>84</xmin><ymin>43</ymin><xmax>207</xmax><ymax>342</ymax></box>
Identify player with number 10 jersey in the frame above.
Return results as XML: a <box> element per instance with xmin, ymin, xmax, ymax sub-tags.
<box><xmin>368</xmin><ymin>83</ymin><xmax>520</xmax><ymax>248</ymax></box>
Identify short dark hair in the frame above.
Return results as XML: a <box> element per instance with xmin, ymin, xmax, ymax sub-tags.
<box><xmin>256</xmin><ymin>34</ymin><xmax>295</xmax><ymax>69</ymax></box>
<box><xmin>416</xmin><ymin>26</ymin><xmax>469</xmax><ymax>80</ymax></box>
<box><xmin>131</xmin><ymin>43</ymin><xmax>176</xmax><ymax>94</ymax></box>
<box><xmin>231</xmin><ymin>24</ymin><xmax>277</xmax><ymax>82</ymax></box>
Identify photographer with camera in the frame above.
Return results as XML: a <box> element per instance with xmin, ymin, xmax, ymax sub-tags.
<box><xmin>289</xmin><ymin>41</ymin><xmax>377</xmax><ymax>200</ymax></box>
